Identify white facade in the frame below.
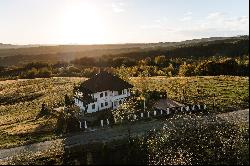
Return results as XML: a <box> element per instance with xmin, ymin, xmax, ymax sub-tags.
<box><xmin>74</xmin><ymin>88</ymin><xmax>131</xmax><ymax>113</ymax></box>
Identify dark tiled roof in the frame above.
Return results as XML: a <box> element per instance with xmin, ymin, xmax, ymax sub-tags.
<box><xmin>153</xmin><ymin>99</ymin><xmax>185</xmax><ymax>110</ymax></box>
<box><xmin>78</xmin><ymin>71</ymin><xmax>133</xmax><ymax>93</ymax></box>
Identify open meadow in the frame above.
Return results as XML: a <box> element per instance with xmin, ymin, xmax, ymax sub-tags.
<box><xmin>0</xmin><ymin>76</ymin><xmax>248</xmax><ymax>149</ymax></box>
<box><xmin>0</xmin><ymin>77</ymin><xmax>86</xmax><ymax>149</ymax></box>
<box><xmin>131</xmin><ymin>76</ymin><xmax>249</xmax><ymax>111</ymax></box>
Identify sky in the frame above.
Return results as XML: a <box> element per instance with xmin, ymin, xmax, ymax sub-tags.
<box><xmin>0</xmin><ymin>0</ymin><xmax>249</xmax><ymax>44</ymax></box>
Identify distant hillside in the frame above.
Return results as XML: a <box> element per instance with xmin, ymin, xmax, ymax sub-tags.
<box><xmin>107</xmin><ymin>36</ymin><xmax>249</xmax><ymax>60</ymax></box>
<box><xmin>0</xmin><ymin>43</ymin><xmax>43</xmax><ymax>49</ymax></box>
<box><xmin>1</xmin><ymin>36</ymin><xmax>248</xmax><ymax>56</ymax></box>
<box><xmin>0</xmin><ymin>35</ymin><xmax>248</xmax><ymax>66</ymax></box>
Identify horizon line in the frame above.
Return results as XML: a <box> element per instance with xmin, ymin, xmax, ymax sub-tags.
<box><xmin>1</xmin><ymin>34</ymin><xmax>248</xmax><ymax>46</ymax></box>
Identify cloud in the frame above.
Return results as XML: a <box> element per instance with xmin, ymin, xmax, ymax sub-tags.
<box><xmin>184</xmin><ymin>11</ymin><xmax>192</xmax><ymax>16</ymax></box>
<box><xmin>180</xmin><ymin>11</ymin><xmax>192</xmax><ymax>21</ymax></box>
<box><xmin>204</xmin><ymin>12</ymin><xmax>248</xmax><ymax>31</ymax></box>
<box><xmin>178</xmin><ymin>13</ymin><xmax>249</xmax><ymax>38</ymax></box>
<box><xmin>180</xmin><ymin>16</ymin><xmax>192</xmax><ymax>21</ymax></box>
<box><xmin>140</xmin><ymin>12</ymin><xmax>248</xmax><ymax>41</ymax></box>
<box><xmin>154</xmin><ymin>17</ymin><xmax>168</xmax><ymax>23</ymax></box>
<box><xmin>111</xmin><ymin>2</ymin><xmax>125</xmax><ymax>13</ymax></box>
<box><xmin>237</xmin><ymin>16</ymin><xmax>249</xmax><ymax>23</ymax></box>
<box><xmin>140</xmin><ymin>24</ymin><xmax>163</xmax><ymax>29</ymax></box>
<box><xmin>206</xmin><ymin>12</ymin><xmax>225</xmax><ymax>20</ymax></box>
<box><xmin>154</xmin><ymin>19</ymin><xmax>161</xmax><ymax>23</ymax></box>
<box><xmin>141</xmin><ymin>17</ymin><xmax>168</xmax><ymax>29</ymax></box>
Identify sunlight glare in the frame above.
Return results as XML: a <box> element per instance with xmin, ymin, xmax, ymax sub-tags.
<box><xmin>59</xmin><ymin>2</ymin><xmax>107</xmax><ymax>44</ymax></box>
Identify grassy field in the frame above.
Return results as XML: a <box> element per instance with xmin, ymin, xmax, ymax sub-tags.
<box><xmin>0</xmin><ymin>76</ymin><xmax>248</xmax><ymax>149</ymax></box>
<box><xmin>0</xmin><ymin>77</ymin><xmax>86</xmax><ymax>149</ymax></box>
<box><xmin>131</xmin><ymin>76</ymin><xmax>249</xmax><ymax>111</ymax></box>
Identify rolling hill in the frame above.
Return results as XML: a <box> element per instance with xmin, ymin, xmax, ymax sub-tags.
<box><xmin>0</xmin><ymin>35</ymin><xmax>248</xmax><ymax>66</ymax></box>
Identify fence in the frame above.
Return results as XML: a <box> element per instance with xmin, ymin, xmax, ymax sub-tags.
<box><xmin>79</xmin><ymin>104</ymin><xmax>207</xmax><ymax>129</ymax></box>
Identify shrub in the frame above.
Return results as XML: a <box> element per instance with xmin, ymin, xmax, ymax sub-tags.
<box><xmin>144</xmin><ymin>114</ymin><xmax>249</xmax><ymax>165</ymax></box>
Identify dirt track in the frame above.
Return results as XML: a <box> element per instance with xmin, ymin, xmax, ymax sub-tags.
<box><xmin>0</xmin><ymin>109</ymin><xmax>249</xmax><ymax>162</ymax></box>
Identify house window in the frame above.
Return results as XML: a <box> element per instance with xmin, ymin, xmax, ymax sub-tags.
<box><xmin>92</xmin><ymin>104</ymin><xmax>95</xmax><ymax>109</ymax></box>
<box><xmin>101</xmin><ymin>103</ymin><xmax>104</xmax><ymax>107</ymax></box>
<box><xmin>119</xmin><ymin>100</ymin><xmax>122</xmax><ymax>104</ymax></box>
<box><xmin>105</xmin><ymin>92</ymin><xmax>108</xmax><ymax>96</ymax></box>
<box><xmin>114</xmin><ymin>101</ymin><xmax>118</xmax><ymax>106</ymax></box>
<box><xmin>118</xmin><ymin>90</ymin><xmax>122</xmax><ymax>95</ymax></box>
<box><xmin>105</xmin><ymin>102</ymin><xmax>108</xmax><ymax>106</ymax></box>
<box><xmin>113</xmin><ymin>91</ymin><xmax>118</xmax><ymax>96</ymax></box>
<box><xmin>100</xmin><ymin>93</ymin><xmax>103</xmax><ymax>98</ymax></box>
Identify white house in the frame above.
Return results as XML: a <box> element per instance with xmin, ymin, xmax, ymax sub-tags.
<box><xmin>73</xmin><ymin>71</ymin><xmax>133</xmax><ymax>113</ymax></box>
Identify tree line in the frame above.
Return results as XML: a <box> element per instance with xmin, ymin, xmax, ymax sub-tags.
<box><xmin>0</xmin><ymin>36</ymin><xmax>248</xmax><ymax>79</ymax></box>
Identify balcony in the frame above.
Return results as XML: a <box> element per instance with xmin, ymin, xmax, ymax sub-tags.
<box><xmin>111</xmin><ymin>93</ymin><xmax>130</xmax><ymax>101</ymax></box>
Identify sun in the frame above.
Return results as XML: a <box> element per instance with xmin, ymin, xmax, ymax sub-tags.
<box><xmin>58</xmin><ymin>2</ymin><xmax>107</xmax><ymax>44</ymax></box>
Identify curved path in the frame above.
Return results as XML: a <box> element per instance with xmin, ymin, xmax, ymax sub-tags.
<box><xmin>0</xmin><ymin>109</ymin><xmax>249</xmax><ymax>162</ymax></box>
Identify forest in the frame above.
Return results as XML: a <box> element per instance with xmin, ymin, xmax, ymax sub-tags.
<box><xmin>0</xmin><ymin>36</ymin><xmax>249</xmax><ymax>79</ymax></box>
